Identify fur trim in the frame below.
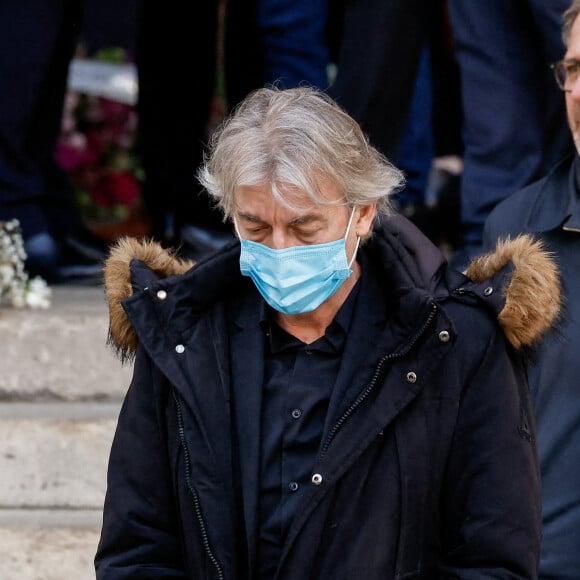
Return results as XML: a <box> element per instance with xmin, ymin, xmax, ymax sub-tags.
<box><xmin>104</xmin><ymin>237</ymin><xmax>193</xmax><ymax>360</ymax></box>
<box><xmin>465</xmin><ymin>235</ymin><xmax>561</xmax><ymax>349</ymax></box>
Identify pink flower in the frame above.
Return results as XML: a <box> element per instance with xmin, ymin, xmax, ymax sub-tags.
<box><xmin>55</xmin><ymin>133</ymin><xmax>97</xmax><ymax>171</ymax></box>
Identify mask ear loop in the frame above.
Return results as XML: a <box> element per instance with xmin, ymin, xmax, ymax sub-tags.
<box><xmin>345</xmin><ymin>207</ymin><xmax>361</xmax><ymax>268</ymax></box>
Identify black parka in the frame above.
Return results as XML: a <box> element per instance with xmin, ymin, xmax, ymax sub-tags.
<box><xmin>96</xmin><ymin>216</ymin><xmax>556</xmax><ymax>579</ymax></box>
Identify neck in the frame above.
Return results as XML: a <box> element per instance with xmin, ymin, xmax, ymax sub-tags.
<box><xmin>275</xmin><ymin>260</ymin><xmax>361</xmax><ymax>343</ymax></box>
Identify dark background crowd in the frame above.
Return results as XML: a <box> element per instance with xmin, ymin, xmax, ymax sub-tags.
<box><xmin>0</xmin><ymin>0</ymin><xmax>572</xmax><ymax>280</ymax></box>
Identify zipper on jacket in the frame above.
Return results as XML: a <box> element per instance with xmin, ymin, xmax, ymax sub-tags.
<box><xmin>173</xmin><ymin>391</ymin><xmax>225</xmax><ymax>580</ymax></box>
<box><xmin>319</xmin><ymin>303</ymin><xmax>438</xmax><ymax>459</ymax></box>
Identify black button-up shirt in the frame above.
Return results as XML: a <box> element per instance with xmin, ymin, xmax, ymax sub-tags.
<box><xmin>256</xmin><ymin>280</ymin><xmax>361</xmax><ymax>578</ymax></box>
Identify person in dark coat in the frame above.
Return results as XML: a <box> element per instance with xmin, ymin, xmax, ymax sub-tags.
<box><xmin>95</xmin><ymin>87</ymin><xmax>560</xmax><ymax>579</ymax></box>
<box><xmin>483</xmin><ymin>2</ymin><xmax>580</xmax><ymax>576</ymax></box>
<box><xmin>447</xmin><ymin>0</ymin><xmax>573</xmax><ymax>269</ymax></box>
<box><xmin>0</xmin><ymin>0</ymin><xmax>107</xmax><ymax>282</ymax></box>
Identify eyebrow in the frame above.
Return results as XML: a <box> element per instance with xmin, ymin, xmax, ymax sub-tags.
<box><xmin>236</xmin><ymin>211</ymin><xmax>326</xmax><ymax>226</ymax></box>
<box><xmin>288</xmin><ymin>215</ymin><xmax>326</xmax><ymax>226</ymax></box>
<box><xmin>236</xmin><ymin>211</ymin><xmax>265</xmax><ymax>224</ymax></box>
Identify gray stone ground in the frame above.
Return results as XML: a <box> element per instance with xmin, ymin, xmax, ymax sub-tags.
<box><xmin>0</xmin><ymin>286</ymin><xmax>133</xmax><ymax>579</ymax></box>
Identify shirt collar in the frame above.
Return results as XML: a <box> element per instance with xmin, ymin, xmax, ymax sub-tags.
<box><xmin>259</xmin><ymin>267</ymin><xmax>363</xmax><ymax>354</ymax></box>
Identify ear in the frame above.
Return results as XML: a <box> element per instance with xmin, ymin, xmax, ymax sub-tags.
<box><xmin>355</xmin><ymin>203</ymin><xmax>377</xmax><ymax>238</ymax></box>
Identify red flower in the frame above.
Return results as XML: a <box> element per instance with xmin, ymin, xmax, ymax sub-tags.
<box><xmin>98</xmin><ymin>98</ymin><xmax>132</xmax><ymax>128</ymax></box>
<box><xmin>91</xmin><ymin>172</ymin><xmax>140</xmax><ymax>208</ymax></box>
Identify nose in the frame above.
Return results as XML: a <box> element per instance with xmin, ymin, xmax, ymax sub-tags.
<box><xmin>270</xmin><ymin>228</ymin><xmax>290</xmax><ymax>250</ymax></box>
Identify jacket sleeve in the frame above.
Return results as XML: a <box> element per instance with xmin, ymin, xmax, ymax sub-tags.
<box><xmin>439</xmin><ymin>325</ymin><xmax>541</xmax><ymax>579</ymax></box>
<box><xmin>95</xmin><ymin>345</ymin><xmax>186</xmax><ymax>579</ymax></box>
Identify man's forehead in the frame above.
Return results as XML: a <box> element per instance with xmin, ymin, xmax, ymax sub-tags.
<box><xmin>234</xmin><ymin>180</ymin><xmax>346</xmax><ymax>211</ymax></box>
<box><xmin>234</xmin><ymin>195</ymin><xmax>339</xmax><ymax>220</ymax></box>
<box><xmin>236</xmin><ymin>208</ymin><xmax>329</xmax><ymax>224</ymax></box>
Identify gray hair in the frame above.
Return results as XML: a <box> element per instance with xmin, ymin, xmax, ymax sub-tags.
<box><xmin>197</xmin><ymin>86</ymin><xmax>404</xmax><ymax>219</ymax></box>
<box><xmin>563</xmin><ymin>0</ymin><xmax>580</xmax><ymax>45</ymax></box>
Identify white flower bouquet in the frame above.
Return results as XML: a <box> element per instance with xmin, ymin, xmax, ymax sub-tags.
<box><xmin>0</xmin><ymin>220</ymin><xmax>51</xmax><ymax>309</ymax></box>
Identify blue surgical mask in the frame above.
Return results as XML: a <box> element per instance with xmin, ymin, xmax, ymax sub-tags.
<box><xmin>236</xmin><ymin>209</ymin><xmax>360</xmax><ymax>315</ymax></box>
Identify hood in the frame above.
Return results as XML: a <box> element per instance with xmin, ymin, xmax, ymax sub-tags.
<box><xmin>464</xmin><ymin>235</ymin><xmax>560</xmax><ymax>349</ymax></box>
<box><xmin>104</xmin><ymin>236</ymin><xmax>194</xmax><ymax>359</ymax></box>
<box><xmin>104</xmin><ymin>220</ymin><xmax>561</xmax><ymax>358</ymax></box>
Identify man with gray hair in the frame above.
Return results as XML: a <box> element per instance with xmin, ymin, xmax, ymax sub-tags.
<box><xmin>95</xmin><ymin>87</ymin><xmax>558</xmax><ymax>578</ymax></box>
<box><xmin>484</xmin><ymin>1</ymin><xmax>580</xmax><ymax>576</ymax></box>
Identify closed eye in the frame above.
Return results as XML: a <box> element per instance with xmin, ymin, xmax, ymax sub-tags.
<box><xmin>247</xmin><ymin>226</ymin><xmax>269</xmax><ymax>235</ymax></box>
<box><xmin>293</xmin><ymin>227</ymin><xmax>319</xmax><ymax>237</ymax></box>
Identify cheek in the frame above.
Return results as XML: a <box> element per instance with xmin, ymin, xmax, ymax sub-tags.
<box><xmin>566</xmin><ymin>94</ymin><xmax>580</xmax><ymax>122</ymax></box>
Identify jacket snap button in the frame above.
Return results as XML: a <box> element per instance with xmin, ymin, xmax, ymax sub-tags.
<box><xmin>175</xmin><ymin>344</ymin><xmax>185</xmax><ymax>354</ymax></box>
<box><xmin>406</xmin><ymin>371</ymin><xmax>417</xmax><ymax>384</ymax></box>
<box><xmin>157</xmin><ymin>289</ymin><xmax>167</xmax><ymax>300</ymax></box>
<box><xmin>483</xmin><ymin>286</ymin><xmax>493</xmax><ymax>296</ymax></box>
<box><xmin>311</xmin><ymin>473</ymin><xmax>323</xmax><ymax>486</ymax></box>
<box><xmin>438</xmin><ymin>330</ymin><xmax>450</xmax><ymax>342</ymax></box>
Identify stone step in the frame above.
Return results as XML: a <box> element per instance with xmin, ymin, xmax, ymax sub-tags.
<box><xmin>0</xmin><ymin>403</ymin><xmax>115</xmax><ymax>578</ymax></box>
<box><xmin>0</xmin><ymin>509</ymin><xmax>101</xmax><ymax>580</ymax></box>
<box><xmin>0</xmin><ymin>403</ymin><xmax>119</xmax><ymax>509</ymax></box>
<box><xmin>1</xmin><ymin>286</ymin><xmax>133</xmax><ymax>402</ymax></box>
<box><xmin>0</xmin><ymin>287</ymin><xmax>135</xmax><ymax>578</ymax></box>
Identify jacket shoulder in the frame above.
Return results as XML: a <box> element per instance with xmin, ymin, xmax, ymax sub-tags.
<box><xmin>485</xmin><ymin>156</ymin><xmax>572</xmax><ymax>243</ymax></box>
<box><xmin>485</xmin><ymin>179</ymin><xmax>545</xmax><ymax>239</ymax></box>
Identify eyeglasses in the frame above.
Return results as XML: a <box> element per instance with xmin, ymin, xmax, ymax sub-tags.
<box><xmin>551</xmin><ymin>58</ymin><xmax>580</xmax><ymax>91</ymax></box>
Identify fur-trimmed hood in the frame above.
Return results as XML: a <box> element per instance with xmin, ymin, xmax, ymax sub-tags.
<box><xmin>464</xmin><ymin>236</ymin><xmax>560</xmax><ymax>349</ymax></box>
<box><xmin>104</xmin><ymin>237</ymin><xmax>194</xmax><ymax>358</ymax></box>
<box><xmin>104</xmin><ymin>222</ymin><xmax>561</xmax><ymax>359</ymax></box>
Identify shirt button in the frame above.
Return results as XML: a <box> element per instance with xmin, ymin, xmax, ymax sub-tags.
<box><xmin>291</xmin><ymin>408</ymin><xmax>302</xmax><ymax>419</ymax></box>
<box><xmin>175</xmin><ymin>344</ymin><xmax>185</xmax><ymax>354</ymax></box>
<box><xmin>156</xmin><ymin>289</ymin><xmax>167</xmax><ymax>300</ymax></box>
<box><xmin>288</xmin><ymin>482</ymin><xmax>299</xmax><ymax>492</ymax></box>
<box><xmin>311</xmin><ymin>473</ymin><xmax>323</xmax><ymax>486</ymax></box>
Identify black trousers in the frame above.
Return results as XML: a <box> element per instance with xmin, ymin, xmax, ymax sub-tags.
<box><xmin>329</xmin><ymin>0</ymin><xmax>440</xmax><ymax>159</ymax></box>
<box><xmin>0</xmin><ymin>0</ymin><xmax>85</xmax><ymax>238</ymax></box>
<box><xmin>136</xmin><ymin>0</ymin><xmax>227</xmax><ymax>239</ymax></box>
